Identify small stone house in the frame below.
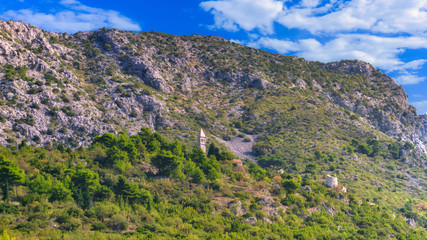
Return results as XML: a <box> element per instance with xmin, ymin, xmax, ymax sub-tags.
<box><xmin>326</xmin><ymin>175</ymin><xmax>338</xmax><ymax>188</ymax></box>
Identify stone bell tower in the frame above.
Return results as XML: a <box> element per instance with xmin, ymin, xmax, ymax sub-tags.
<box><xmin>198</xmin><ymin>129</ymin><xmax>207</xmax><ymax>153</ymax></box>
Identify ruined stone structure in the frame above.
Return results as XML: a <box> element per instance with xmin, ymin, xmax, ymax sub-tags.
<box><xmin>326</xmin><ymin>175</ymin><xmax>338</xmax><ymax>188</ymax></box>
<box><xmin>198</xmin><ymin>129</ymin><xmax>207</xmax><ymax>153</ymax></box>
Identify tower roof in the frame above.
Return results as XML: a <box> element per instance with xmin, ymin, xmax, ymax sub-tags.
<box><xmin>200</xmin><ymin>129</ymin><xmax>206</xmax><ymax>138</ymax></box>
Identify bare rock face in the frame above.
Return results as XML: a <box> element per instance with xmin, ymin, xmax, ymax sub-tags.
<box><xmin>406</xmin><ymin>218</ymin><xmax>416</xmax><ymax>228</ymax></box>
<box><xmin>418</xmin><ymin>116</ymin><xmax>427</xmax><ymax>142</ymax></box>
<box><xmin>245</xmin><ymin>72</ymin><xmax>278</xmax><ymax>90</ymax></box>
<box><xmin>295</xmin><ymin>78</ymin><xmax>307</xmax><ymax>89</ymax></box>
<box><xmin>0</xmin><ymin>20</ymin><xmax>172</xmax><ymax>147</ymax></box>
<box><xmin>258</xmin><ymin>197</ymin><xmax>274</xmax><ymax>206</ymax></box>
<box><xmin>326</xmin><ymin>60</ymin><xmax>376</xmax><ymax>76</ymax></box>
<box><xmin>228</xmin><ymin>201</ymin><xmax>248</xmax><ymax>216</ymax></box>
<box><xmin>0</xmin><ymin>19</ymin><xmax>426</xmax><ymax>155</ymax></box>
<box><xmin>211</xmin><ymin>70</ymin><xmax>277</xmax><ymax>90</ymax></box>
<box><xmin>322</xmin><ymin>203</ymin><xmax>338</xmax><ymax>216</ymax></box>
<box><xmin>122</xmin><ymin>57</ymin><xmax>172</xmax><ymax>93</ymax></box>
<box><xmin>245</xmin><ymin>217</ymin><xmax>257</xmax><ymax>226</ymax></box>
<box><xmin>325</xmin><ymin>60</ymin><xmax>425</xmax><ymax>154</ymax></box>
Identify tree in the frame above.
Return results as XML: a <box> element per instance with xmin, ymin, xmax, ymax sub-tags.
<box><xmin>192</xmin><ymin>168</ymin><xmax>205</xmax><ymax>183</ymax></box>
<box><xmin>190</xmin><ymin>148</ymin><xmax>208</xmax><ymax>165</ymax></box>
<box><xmin>106</xmin><ymin>146</ymin><xmax>130</xmax><ymax>168</ymax></box>
<box><xmin>114</xmin><ymin>176</ymin><xmax>152</xmax><ymax>206</ymax></box>
<box><xmin>170</xmin><ymin>140</ymin><xmax>184</xmax><ymax>158</ymax></box>
<box><xmin>305</xmin><ymin>163</ymin><xmax>317</xmax><ymax>174</ymax></box>
<box><xmin>282</xmin><ymin>179</ymin><xmax>300</xmax><ymax>194</ymax></box>
<box><xmin>207</xmin><ymin>143</ymin><xmax>220</xmax><ymax>159</ymax></box>
<box><xmin>247</xmin><ymin>162</ymin><xmax>268</xmax><ymax>181</ymax></box>
<box><xmin>92</xmin><ymin>133</ymin><xmax>116</xmax><ymax>148</ymax></box>
<box><xmin>114</xmin><ymin>176</ymin><xmax>139</xmax><ymax>201</ymax></box>
<box><xmin>189</xmin><ymin>148</ymin><xmax>221</xmax><ymax>180</ymax></box>
<box><xmin>49</xmin><ymin>180</ymin><xmax>72</xmax><ymax>202</ymax></box>
<box><xmin>28</xmin><ymin>174</ymin><xmax>52</xmax><ymax>195</ymax></box>
<box><xmin>151</xmin><ymin>150</ymin><xmax>183</xmax><ymax>176</ymax></box>
<box><xmin>208</xmin><ymin>143</ymin><xmax>234</xmax><ymax>161</ymax></box>
<box><xmin>0</xmin><ymin>155</ymin><xmax>24</xmax><ymax>201</ymax></box>
<box><xmin>71</xmin><ymin>165</ymin><xmax>100</xmax><ymax>208</ymax></box>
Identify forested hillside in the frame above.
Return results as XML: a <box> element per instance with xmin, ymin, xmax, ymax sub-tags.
<box><xmin>0</xmin><ymin>129</ymin><xmax>425</xmax><ymax>239</ymax></box>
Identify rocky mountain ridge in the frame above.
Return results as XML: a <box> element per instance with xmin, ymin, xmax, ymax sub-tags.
<box><xmin>0</xmin><ymin>19</ymin><xmax>426</xmax><ymax>160</ymax></box>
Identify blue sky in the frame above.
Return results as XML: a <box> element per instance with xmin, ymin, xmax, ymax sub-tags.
<box><xmin>2</xmin><ymin>0</ymin><xmax>427</xmax><ymax>114</ymax></box>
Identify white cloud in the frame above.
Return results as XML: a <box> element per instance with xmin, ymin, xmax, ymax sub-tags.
<box><xmin>200</xmin><ymin>0</ymin><xmax>284</xmax><ymax>34</ymax></box>
<box><xmin>412</xmin><ymin>94</ymin><xmax>425</xmax><ymax>99</ymax></box>
<box><xmin>200</xmin><ymin>0</ymin><xmax>427</xmax><ymax>35</ymax></box>
<box><xmin>278</xmin><ymin>0</ymin><xmax>427</xmax><ymax>34</ymax></box>
<box><xmin>278</xmin><ymin>1</ymin><xmax>377</xmax><ymax>34</ymax></box>
<box><xmin>395</xmin><ymin>74</ymin><xmax>425</xmax><ymax>85</ymax></box>
<box><xmin>300</xmin><ymin>0</ymin><xmax>321</xmax><ymax>8</ymax></box>
<box><xmin>0</xmin><ymin>0</ymin><xmax>141</xmax><ymax>33</ymax></box>
<box><xmin>411</xmin><ymin>100</ymin><xmax>427</xmax><ymax>115</ymax></box>
<box><xmin>401</xmin><ymin>60</ymin><xmax>427</xmax><ymax>70</ymax></box>
<box><xmin>254</xmin><ymin>35</ymin><xmax>427</xmax><ymax>73</ymax></box>
<box><xmin>60</xmin><ymin>0</ymin><xmax>79</xmax><ymax>4</ymax></box>
<box><xmin>249</xmin><ymin>37</ymin><xmax>299</xmax><ymax>53</ymax></box>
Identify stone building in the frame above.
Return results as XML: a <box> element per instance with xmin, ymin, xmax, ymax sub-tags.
<box><xmin>326</xmin><ymin>175</ymin><xmax>338</xmax><ymax>188</ymax></box>
<box><xmin>198</xmin><ymin>129</ymin><xmax>207</xmax><ymax>153</ymax></box>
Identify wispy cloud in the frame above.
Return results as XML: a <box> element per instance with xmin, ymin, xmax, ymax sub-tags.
<box><xmin>0</xmin><ymin>0</ymin><xmax>141</xmax><ymax>33</ymax></box>
<box><xmin>395</xmin><ymin>74</ymin><xmax>425</xmax><ymax>85</ymax></box>
<box><xmin>200</xmin><ymin>0</ymin><xmax>284</xmax><ymax>34</ymax></box>
<box><xmin>278</xmin><ymin>0</ymin><xmax>427</xmax><ymax>35</ymax></box>
<box><xmin>249</xmin><ymin>37</ymin><xmax>299</xmax><ymax>53</ymax></box>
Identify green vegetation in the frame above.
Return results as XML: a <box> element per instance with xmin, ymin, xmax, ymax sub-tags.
<box><xmin>44</xmin><ymin>73</ymin><xmax>64</xmax><ymax>88</ymax></box>
<box><xmin>0</xmin><ymin>230</ymin><xmax>16</xmax><ymax>240</ymax></box>
<box><xmin>0</xmin><ymin>129</ymin><xmax>425</xmax><ymax>239</ymax></box>
<box><xmin>0</xmin><ymin>155</ymin><xmax>24</xmax><ymax>201</ymax></box>
<box><xmin>2</xmin><ymin>65</ymin><xmax>28</xmax><ymax>81</ymax></box>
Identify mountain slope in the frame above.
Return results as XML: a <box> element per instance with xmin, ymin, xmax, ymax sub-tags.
<box><xmin>0</xmin><ymin>20</ymin><xmax>424</xmax><ymax>149</ymax></box>
<box><xmin>0</xmin><ymin>19</ymin><xmax>426</xmax><ymax>226</ymax></box>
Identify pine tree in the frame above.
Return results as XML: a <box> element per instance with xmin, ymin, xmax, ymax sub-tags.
<box><xmin>0</xmin><ymin>155</ymin><xmax>24</xmax><ymax>201</ymax></box>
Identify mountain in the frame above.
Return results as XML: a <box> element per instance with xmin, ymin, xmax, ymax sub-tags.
<box><xmin>0</xmin><ymin>19</ymin><xmax>425</xmax><ymax>150</ymax></box>
<box><xmin>0</xmin><ymin>20</ymin><xmax>426</xmax><ymax>238</ymax></box>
